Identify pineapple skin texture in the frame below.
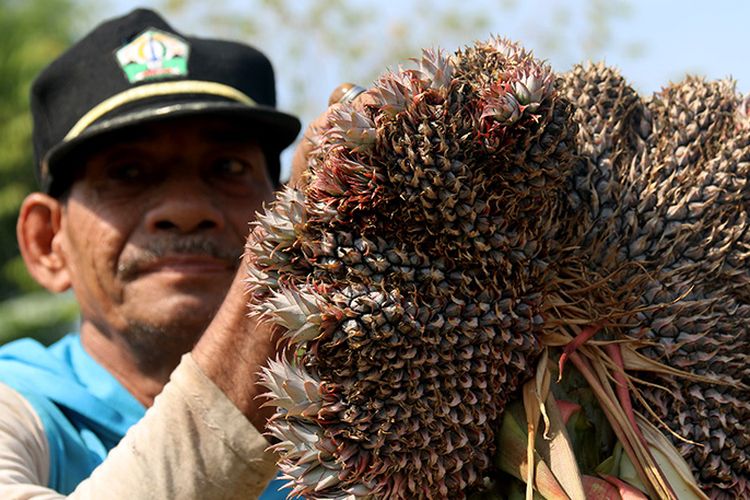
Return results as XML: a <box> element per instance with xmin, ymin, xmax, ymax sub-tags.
<box><xmin>249</xmin><ymin>42</ymin><xmax>748</xmax><ymax>499</ymax></box>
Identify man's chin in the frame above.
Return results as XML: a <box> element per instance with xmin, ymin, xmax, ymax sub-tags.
<box><xmin>119</xmin><ymin>313</ymin><xmax>211</xmax><ymax>372</ymax></box>
<box><xmin>122</xmin><ymin>298</ymin><xmax>218</xmax><ymax>343</ymax></box>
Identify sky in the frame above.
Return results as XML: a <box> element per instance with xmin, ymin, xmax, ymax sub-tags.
<box><xmin>99</xmin><ymin>0</ymin><xmax>750</xmax><ymax>177</ymax></box>
<box><xmin>99</xmin><ymin>0</ymin><xmax>750</xmax><ymax>91</ymax></box>
<box><xmin>595</xmin><ymin>1</ymin><xmax>749</xmax><ymax>93</ymax></box>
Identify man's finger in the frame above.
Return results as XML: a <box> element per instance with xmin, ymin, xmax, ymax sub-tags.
<box><xmin>328</xmin><ymin>83</ymin><xmax>367</xmax><ymax>106</ymax></box>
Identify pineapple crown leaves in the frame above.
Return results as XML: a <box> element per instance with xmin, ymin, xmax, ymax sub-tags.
<box><xmin>410</xmin><ymin>47</ymin><xmax>454</xmax><ymax>91</ymax></box>
<box><xmin>304</xmin><ymin>198</ymin><xmax>342</xmax><ymax>227</ymax></box>
<box><xmin>252</xmin><ymin>187</ymin><xmax>307</xmax><ymax>250</ymax></box>
<box><xmin>260</xmin><ymin>357</ymin><xmax>325</xmax><ymax>417</ymax></box>
<box><xmin>511</xmin><ymin>64</ymin><xmax>555</xmax><ymax>111</ymax></box>
<box><xmin>371</xmin><ymin>73</ymin><xmax>412</xmax><ymax>117</ymax></box>
<box><xmin>266</xmin><ymin>421</ymin><xmax>354</xmax><ymax>497</ymax></box>
<box><xmin>307</xmin><ymin>151</ymin><xmax>385</xmax><ymax>211</ymax></box>
<box><xmin>284</xmin><ymin>460</ymin><xmax>369</xmax><ymax>499</ymax></box>
<box><xmin>324</xmin><ymin>104</ymin><xmax>377</xmax><ymax>153</ymax></box>
<box><xmin>253</xmin><ymin>286</ymin><xmax>326</xmax><ymax>344</ymax></box>
<box><xmin>243</xmin><ymin>265</ymin><xmax>278</xmax><ymax>300</ymax></box>
<box><xmin>480</xmin><ymin>84</ymin><xmax>522</xmax><ymax>124</ymax></box>
<box><xmin>261</xmin><ymin>361</ymin><xmax>375</xmax><ymax>499</ymax></box>
<box><xmin>480</xmin><ymin>60</ymin><xmax>555</xmax><ymax>126</ymax></box>
<box><xmin>265</xmin><ymin>419</ymin><xmax>331</xmax><ymax>466</ymax></box>
<box><xmin>244</xmin><ymin>189</ymin><xmax>309</xmax><ymax>275</ymax></box>
<box><xmin>485</xmin><ymin>35</ymin><xmax>533</xmax><ymax>66</ymax></box>
<box><xmin>369</xmin><ymin>48</ymin><xmax>454</xmax><ymax>119</ymax></box>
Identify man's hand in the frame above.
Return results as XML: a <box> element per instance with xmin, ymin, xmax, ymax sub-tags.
<box><xmin>290</xmin><ymin>82</ymin><xmax>373</xmax><ymax>188</ymax></box>
<box><xmin>191</xmin><ymin>247</ymin><xmax>278</xmax><ymax>433</ymax></box>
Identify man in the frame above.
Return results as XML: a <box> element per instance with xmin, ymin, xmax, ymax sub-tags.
<box><xmin>0</xmin><ymin>8</ymin><xmax>302</xmax><ymax>498</ymax></box>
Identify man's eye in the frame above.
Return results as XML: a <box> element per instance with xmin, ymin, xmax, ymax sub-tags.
<box><xmin>214</xmin><ymin>158</ymin><xmax>249</xmax><ymax>176</ymax></box>
<box><xmin>109</xmin><ymin>164</ymin><xmax>144</xmax><ymax>181</ymax></box>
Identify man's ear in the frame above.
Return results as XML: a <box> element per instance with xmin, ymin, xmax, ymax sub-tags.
<box><xmin>17</xmin><ymin>192</ymin><xmax>71</xmax><ymax>293</ymax></box>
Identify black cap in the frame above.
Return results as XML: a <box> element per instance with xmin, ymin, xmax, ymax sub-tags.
<box><xmin>31</xmin><ymin>8</ymin><xmax>301</xmax><ymax>195</ymax></box>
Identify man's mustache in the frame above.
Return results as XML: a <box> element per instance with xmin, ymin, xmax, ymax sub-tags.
<box><xmin>117</xmin><ymin>236</ymin><xmax>242</xmax><ymax>279</ymax></box>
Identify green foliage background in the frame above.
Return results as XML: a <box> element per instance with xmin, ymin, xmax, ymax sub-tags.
<box><xmin>0</xmin><ymin>0</ymin><xmax>81</xmax><ymax>344</ymax></box>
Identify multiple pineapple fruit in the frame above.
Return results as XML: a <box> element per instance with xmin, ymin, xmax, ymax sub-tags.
<box><xmin>245</xmin><ymin>37</ymin><xmax>749</xmax><ymax>499</ymax></box>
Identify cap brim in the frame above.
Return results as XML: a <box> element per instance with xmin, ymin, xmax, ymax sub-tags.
<box><xmin>43</xmin><ymin>100</ymin><xmax>301</xmax><ymax>194</ymax></box>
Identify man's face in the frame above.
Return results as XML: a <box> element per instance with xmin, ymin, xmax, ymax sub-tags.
<box><xmin>58</xmin><ymin>116</ymin><xmax>274</xmax><ymax>350</ymax></box>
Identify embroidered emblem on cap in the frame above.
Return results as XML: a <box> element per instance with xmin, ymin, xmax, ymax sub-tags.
<box><xmin>116</xmin><ymin>28</ymin><xmax>189</xmax><ymax>83</ymax></box>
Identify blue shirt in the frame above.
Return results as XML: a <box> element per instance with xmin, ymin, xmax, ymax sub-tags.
<box><xmin>0</xmin><ymin>333</ymin><xmax>288</xmax><ymax>497</ymax></box>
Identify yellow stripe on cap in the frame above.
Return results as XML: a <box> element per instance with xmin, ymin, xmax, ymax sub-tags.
<box><xmin>64</xmin><ymin>80</ymin><xmax>257</xmax><ymax>141</ymax></box>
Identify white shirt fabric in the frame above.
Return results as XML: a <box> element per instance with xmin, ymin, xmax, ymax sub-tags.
<box><xmin>0</xmin><ymin>354</ymin><xmax>278</xmax><ymax>499</ymax></box>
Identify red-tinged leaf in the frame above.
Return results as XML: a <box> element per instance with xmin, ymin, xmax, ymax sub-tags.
<box><xmin>602</xmin><ymin>475</ymin><xmax>649</xmax><ymax>500</ymax></box>
<box><xmin>555</xmin><ymin>399</ymin><xmax>582</xmax><ymax>425</ymax></box>
<box><xmin>558</xmin><ymin>324</ymin><xmax>601</xmax><ymax>379</ymax></box>
<box><xmin>582</xmin><ymin>475</ymin><xmax>621</xmax><ymax>499</ymax></box>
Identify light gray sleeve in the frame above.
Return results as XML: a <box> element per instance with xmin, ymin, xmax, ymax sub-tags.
<box><xmin>0</xmin><ymin>354</ymin><xmax>278</xmax><ymax>500</ymax></box>
<box><xmin>0</xmin><ymin>381</ymin><xmax>59</xmax><ymax>499</ymax></box>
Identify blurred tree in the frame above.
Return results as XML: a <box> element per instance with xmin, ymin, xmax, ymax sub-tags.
<box><xmin>0</xmin><ymin>0</ymin><xmax>83</xmax><ymax>343</ymax></box>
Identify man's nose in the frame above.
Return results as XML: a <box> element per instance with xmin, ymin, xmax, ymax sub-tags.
<box><xmin>144</xmin><ymin>180</ymin><xmax>225</xmax><ymax>234</ymax></box>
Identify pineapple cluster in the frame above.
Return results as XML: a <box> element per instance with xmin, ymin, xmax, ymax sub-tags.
<box><xmin>247</xmin><ymin>38</ymin><xmax>576</xmax><ymax>499</ymax></box>
<box><xmin>246</xmin><ymin>39</ymin><xmax>749</xmax><ymax>499</ymax></box>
